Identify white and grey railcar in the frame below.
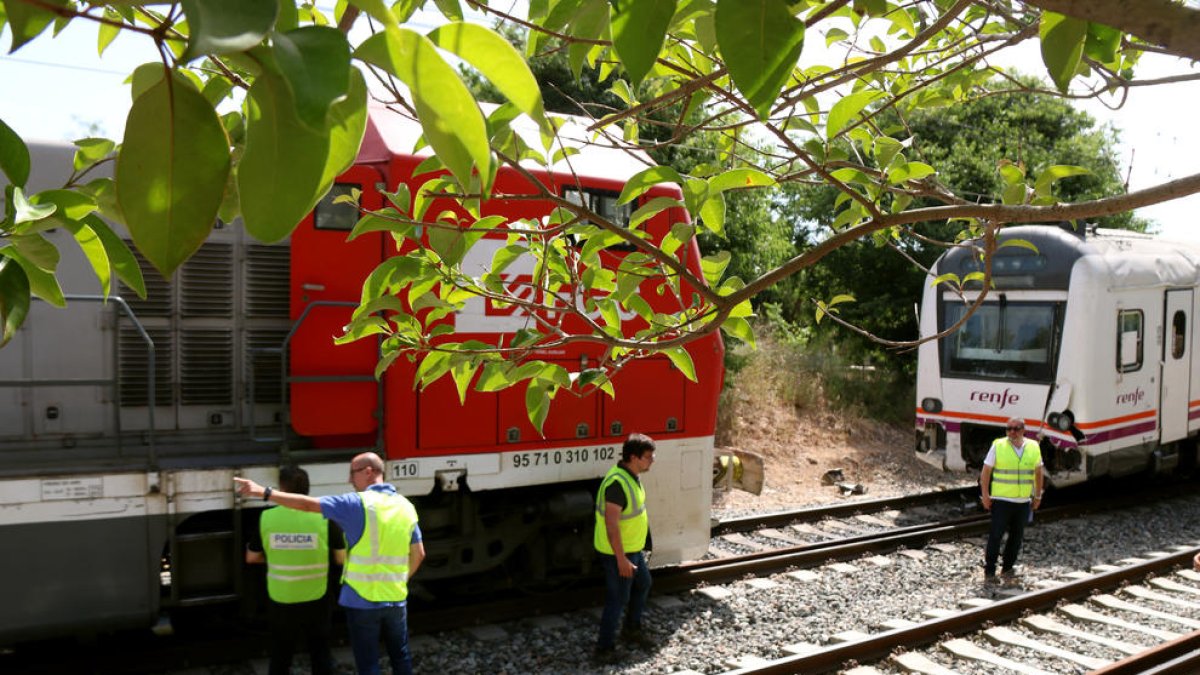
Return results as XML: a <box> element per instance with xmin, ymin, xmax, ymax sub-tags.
<box><xmin>915</xmin><ymin>224</ymin><xmax>1200</xmax><ymax>487</ymax></box>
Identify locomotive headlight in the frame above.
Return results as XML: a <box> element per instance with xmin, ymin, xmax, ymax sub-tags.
<box><xmin>1049</xmin><ymin>410</ymin><xmax>1074</xmax><ymax>431</ymax></box>
<box><xmin>921</xmin><ymin>397</ymin><xmax>943</xmax><ymax>414</ymax></box>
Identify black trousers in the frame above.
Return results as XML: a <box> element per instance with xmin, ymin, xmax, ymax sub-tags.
<box><xmin>268</xmin><ymin>596</ymin><xmax>334</xmax><ymax>675</ymax></box>
<box><xmin>984</xmin><ymin>499</ymin><xmax>1031</xmax><ymax>574</ymax></box>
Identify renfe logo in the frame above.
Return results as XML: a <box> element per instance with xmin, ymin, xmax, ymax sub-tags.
<box><xmin>1116</xmin><ymin>387</ymin><xmax>1146</xmax><ymax>406</ymax></box>
<box><xmin>970</xmin><ymin>388</ymin><xmax>1020</xmax><ymax>410</ymax></box>
<box><xmin>270</xmin><ymin>532</ymin><xmax>318</xmax><ymax>550</ymax></box>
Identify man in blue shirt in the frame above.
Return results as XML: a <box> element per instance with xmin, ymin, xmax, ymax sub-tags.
<box><xmin>235</xmin><ymin>452</ymin><xmax>425</xmax><ymax>675</ymax></box>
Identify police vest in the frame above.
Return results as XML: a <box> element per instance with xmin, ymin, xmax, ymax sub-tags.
<box><xmin>989</xmin><ymin>438</ymin><xmax>1041</xmax><ymax>499</ymax></box>
<box><xmin>593</xmin><ymin>465</ymin><xmax>648</xmax><ymax>554</ymax></box>
<box><xmin>343</xmin><ymin>489</ymin><xmax>418</xmax><ymax>602</ymax></box>
<box><xmin>260</xmin><ymin>507</ymin><xmax>330</xmax><ymax>604</ymax></box>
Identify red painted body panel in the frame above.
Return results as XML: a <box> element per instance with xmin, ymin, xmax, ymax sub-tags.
<box><xmin>290</xmin><ymin>107</ymin><xmax>725</xmax><ymax>462</ymax></box>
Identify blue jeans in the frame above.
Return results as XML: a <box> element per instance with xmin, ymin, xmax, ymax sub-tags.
<box><xmin>985</xmin><ymin>499</ymin><xmax>1031</xmax><ymax>575</ymax></box>
<box><xmin>597</xmin><ymin>551</ymin><xmax>651</xmax><ymax>651</ymax></box>
<box><xmin>345</xmin><ymin>605</ymin><xmax>411</xmax><ymax>675</ymax></box>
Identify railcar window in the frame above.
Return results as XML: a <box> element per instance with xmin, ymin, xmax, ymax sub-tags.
<box><xmin>942</xmin><ymin>301</ymin><xmax>1060</xmax><ymax>381</ymax></box>
<box><xmin>1117</xmin><ymin>309</ymin><xmax>1143</xmax><ymax>372</ymax></box>
<box><xmin>314</xmin><ymin>183</ymin><xmax>360</xmax><ymax>231</ymax></box>
<box><xmin>1172</xmin><ymin>310</ymin><xmax>1186</xmax><ymax>360</ymax></box>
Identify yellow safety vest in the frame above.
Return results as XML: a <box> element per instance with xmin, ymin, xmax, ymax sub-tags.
<box><xmin>989</xmin><ymin>438</ymin><xmax>1041</xmax><ymax>499</ymax></box>
<box><xmin>593</xmin><ymin>465</ymin><xmax>648</xmax><ymax>554</ymax></box>
<box><xmin>260</xmin><ymin>507</ymin><xmax>330</xmax><ymax>604</ymax></box>
<box><xmin>343</xmin><ymin>489</ymin><xmax>418</xmax><ymax>602</ymax></box>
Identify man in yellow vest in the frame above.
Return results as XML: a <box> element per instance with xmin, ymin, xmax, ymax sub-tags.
<box><xmin>246</xmin><ymin>466</ymin><xmax>346</xmax><ymax>675</ymax></box>
<box><xmin>593</xmin><ymin>433</ymin><xmax>656</xmax><ymax>665</ymax></box>
<box><xmin>235</xmin><ymin>452</ymin><xmax>425</xmax><ymax>675</ymax></box>
<box><xmin>980</xmin><ymin>418</ymin><xmax>1044</xmax><ymax>583</ymax></box>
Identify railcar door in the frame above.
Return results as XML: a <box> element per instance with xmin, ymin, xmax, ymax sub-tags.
<box><xmin>1160</xmin><ymin>288</ymin><xmax>1192</xmax><ymax>443</ymax></box>
<box><xmin>289</xmin><ymin>166</ymin><xmax>385</xmax><ymax>438</ymax></box>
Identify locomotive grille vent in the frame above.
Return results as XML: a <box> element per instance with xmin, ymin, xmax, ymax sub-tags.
<box><xmin>181</xmin><ymin>329</ymin><xmax>233</xmax><ymax>405</ymax></box>
<box><xmin>245</xmin><ymin>244</ymin><xmax>290</xmax><ymax>318</ymax></box>
<box><xmin>119</xmin><ymin>244</ymin><xmax>172</xmax><ymax>317</ymax></box>
<box><xmin>245</xmin><ymin>329</ymin><xmax>287</xmax><ymax>404</ymax></box>
<box><xmin>118</xmin><ymin>326</ymin><xmax>174</xmax><ymax>406</ymax></box>
<box><xmin>181</xmin><ymin>243</ymin><xmax>234</xmax><ymax>317</ymax></box>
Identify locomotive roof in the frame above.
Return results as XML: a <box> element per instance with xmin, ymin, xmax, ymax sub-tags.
<box><xmin>357</xmin><ymin>102</ymin><xmax>654</xmax><ymax>183</ymax></box>
<box><xmin>938</xmin><ymin>225</ymin><xmax>1200</xmax><ymax>291</ymax></box>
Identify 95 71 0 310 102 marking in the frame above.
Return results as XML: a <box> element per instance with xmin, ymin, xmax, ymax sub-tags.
<box><xmin>510</xmin><ymin>445</ymin><xmax>617</xmax><ymax>470</ymax></box>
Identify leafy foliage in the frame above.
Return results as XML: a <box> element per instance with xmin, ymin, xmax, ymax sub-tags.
<box><xmin>1</xmin><ymin>0</ymin><xmax>1197</xmax><ymax>427</ymax></box>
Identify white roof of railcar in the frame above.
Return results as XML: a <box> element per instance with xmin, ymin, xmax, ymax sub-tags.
<box><xmin>1073</xmin><ymin>227</ymin><xmax>1200</xmax><ymax>288</ymax></box>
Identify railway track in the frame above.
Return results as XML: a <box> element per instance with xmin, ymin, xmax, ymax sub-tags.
<box><xmin>722</xmin><ymin>548</ymin><xmax>1200</xmax><ymax>674</ymax></box>
<box><xmin>6</xmin><ymin>482</ymin><xmax>1199</xmax><ymax>674</ymax></box>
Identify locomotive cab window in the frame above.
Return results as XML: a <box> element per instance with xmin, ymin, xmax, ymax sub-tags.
<box><xmin>314</xmin><ymin>183</ymin><xmax>360</xmax><ymax>231</ymax></box>
<box><xmin>1117</xmin><ymin>309</ymin><xmax>1143</xmax><ymax>372</ymax></box>
<box><xmin>942</xmin><ymin>300</ymin><xmax>1061</xmax><ymax>381</ymax></box>
<box><xmin>561</xmin><ymin>186</ymin><xmax>634</xmax><ymax>250</ymax></box>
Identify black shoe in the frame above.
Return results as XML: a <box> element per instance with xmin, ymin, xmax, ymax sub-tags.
<box><xmin>983</xmin><ymin>572</ymin><xmax>999</xmax><ymax>585</ymax></box>
<box><xmin>592</xmin><ymin>647</ymin><xmax>620</xmax><ymax>665</ymax></box>
<box><xmin>620</xmin><ymin>628</ymin><xmax>656</xmax><ymax>650</ymax></box>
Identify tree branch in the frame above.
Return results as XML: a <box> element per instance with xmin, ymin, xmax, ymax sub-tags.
<box><xmin>1021</xmin><ymin>0</ymin><xmax>1200</xmax><ymax>61</ymax></box>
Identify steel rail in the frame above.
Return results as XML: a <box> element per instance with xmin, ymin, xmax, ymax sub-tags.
<box><xmin>1088</xmin><ymin>629</ymin><xmax>1200</xmax><ymax>675</ymax></box>
<box><xmin>713</xmin><ymin>486</ymin><xmax>978</xmax><ymax>535</ymax></box>
<box><xmin>723</xmin><ymin>548</ymin><xmax>1199</xmax><ymax>674</ymax></box>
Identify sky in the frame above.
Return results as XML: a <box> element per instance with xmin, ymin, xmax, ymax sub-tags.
<box><xmin>2</xmin><ymin>10</ymin><xmax>1199</xmax><ymax>241</ymax></box>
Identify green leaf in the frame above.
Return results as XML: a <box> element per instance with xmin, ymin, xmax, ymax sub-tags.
<box><xmin>720</xmin><ymin>315</ymin><xmax>756</xmax><ymax>348</ymax></box>
<box><xmin>117</xmin><ymin>71</ymin><xmax>231</xmax><ymax>277</ymax></box>
<box><xmin>346</xmin><ymin>0</ymin><xmax>397</xmax><ymax>27</ymax></box>
<box><xmin>628</xmin><ymin>196</ymin><xmax>681</xmax><ymax>230</ymax></box>
<box><xmin>699</xmin><ymin>194</ymin><xmax>726</xmax><ymax>237</ymax></box>
<box><xmin>708</xmin><ymin>168</ymin><xmax>776</xmax><ymax>192</ymax></box>
<box><xmin>700</xmin><ymin>251</ymin><xmax>730</xmax><ymax>286</ymax></box>
<box><xmin>181</xmin><ymin>0</ymin><xmax>278</xmax><ymax>62</ymax></box>
<box><xmin>2</xmin><ymin>248</ymin><xmax>63</xmax><ymax>307</ymax></box>
<box><xmin>72</xmin><ymin>137</ymin><xmax>115</xmax><ymax>173</ymax></box>
<box><xmin>449</xmin><ymin>357</ymin><xmax>476</xmax><ymax>403</ymax></box>
<box><xmin>11</xmin><ymin>187</ymin><xmax>56</xmax><ymax>226</ymax></box>
<box><xmin>0</xmin><ymin>254</ymin><xmax>31</xmax><ymax>346</ymax></box>
<box><xmin>998</xmin><ymin>238</ymin><xmax>1039</xmax><ymax>254</ymax></box>
<box><xmin>715</xmin><ymin>0</ymin><xmax>804</xmax><ymax>120</ymax></box>
<box><xmin>566</xmin><ymin>0</ymin><xmax>608</xmax><ymax>81</ymax></box>
<box><xmin>239</xmin><ymin>65</ymin><xmax>329</xmax><ymax>243</ymax></box>
<box><xmin>0</xmin><ymin>118</ymin><xmax>30</xmax><ymax>186</ymax></box>
<box><xmin>356</xmin><ymin>26</ymin><xmax>490</xmax><ymax>188</ymax></box>
<box><xmin>11</xmin><ymin>234</ymin><xmax>59</xmax><ymax>271</ymax></box>
<box><xmin>1033</xmin><ymin>164</ymin><xmax>1090</xmax><ymax>195</ymax></box>
<box><xmin>60</xmin><ymin>217</ymin><xmax>112</xmax><ymax>296</ymax></box>
<box><xmin>3</xmin><ymin>0</ymin><xmax>66</xmax><ymax>53</ymax></box>
<box><xmin>82</xmin><ymin>213</ymin><xmax>145</xmax><ymax>299</ymax></box>
<box><xmin>1039</xmin><ymin>11</ymin><xmax>1087</xmax><ymax>93</ymax></box>
<box><xmin>616</xmin><ymin>165</ymin><xmax>684</xmax><ymax>205</ymax></box>
<box><xmin>1084</xmin><ymin>22</ymin><xmax>1121</xmax><ymax>64</ymax></box>
<box><xmin>663</xmin><ymin>346</ymin><xmax>697</xmax><ymax>382</ymax></box>
<box><xmin>428</xmin><ymin>22</ymin><xmax>550</xmax><ymax>134</ymax></box>
<box><xmin>827</xmin><ymin>89</ymin><xmax>882</xmax><ymax>140</ymax></box>
<box><xmin>272</xmin><ymin>26</ymin><xmax>351</xmax><ymax>131</ymax></box>
<box><xmin>1001</xmin><ymin>182</ymin><xmax>1026</xmax><ymax>206</ymax></box>
<box><xmin>319</xmin><ymin>66</ymin><xmax>369</xmax><ymax>195</ymax></box>
<box><xmin>610</xmin><ymin>0</ymin><xmax>676</xmax><ymax>87</ymax></box>
<box><xmin>525</xmin><ymin>380</ymin><xmax>551</xmax><ymax>434</ymax></box>
<box><xmin>416</xmin><ymin>350</ymin><xmax>452</xmax><ymax>388</ymax></box>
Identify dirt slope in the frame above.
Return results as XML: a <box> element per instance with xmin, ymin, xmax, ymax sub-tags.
<box><xmin>712</xmin><ymin>391</ymin><xmax>971</xmax><ymax>511</ymax></box>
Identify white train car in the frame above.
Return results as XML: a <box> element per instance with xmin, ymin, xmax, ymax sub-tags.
<box><xmin>915</xmin><ymin>224</ymin><xmax>1200</xmax><ymax>487</ymax></box>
